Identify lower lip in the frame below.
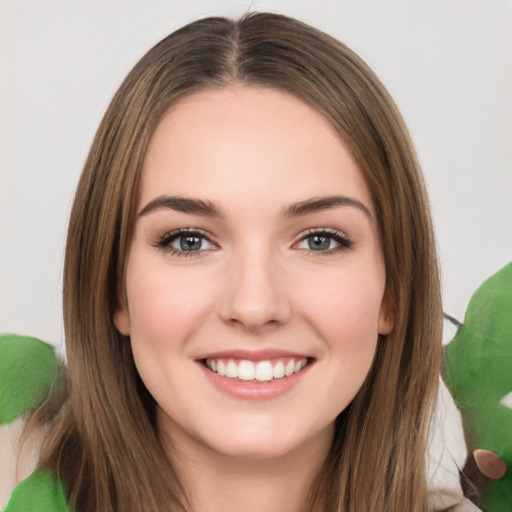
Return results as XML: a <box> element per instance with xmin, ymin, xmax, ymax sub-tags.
<box><xmin>198</xmin><ymin>361</ymin><xmax>312</xmax><ymax>400</ymax></box>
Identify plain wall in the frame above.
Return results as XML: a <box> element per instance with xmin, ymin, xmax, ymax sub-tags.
<box><xmin>1</xmin><ymin>0</ymin><xmax>511</xmax><ymax>352</ymax></box>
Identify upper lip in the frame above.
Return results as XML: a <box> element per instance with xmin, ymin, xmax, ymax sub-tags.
<box><xmin>196</xmin><ymin>349</ymin><xmax>311</xmax><ymax>361</ymax></box>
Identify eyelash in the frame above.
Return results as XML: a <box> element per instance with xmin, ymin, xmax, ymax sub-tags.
<box><xmin>153</xmin><ymin>228</ymin><xmax>216</xmax><ymax>257</ymax></box>
<box><xmin>297</xmin><ymin>228</ymin><xmax>354</xmax><ymax>255</ymax></box>
<box><xmin>153</xmin><ymin>228</ymin><xmax>353</xmax><ymax>257</ymax></box>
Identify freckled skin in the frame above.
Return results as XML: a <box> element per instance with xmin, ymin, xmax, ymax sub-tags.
<box><xmin>114</xmin><ymin>86</ymin><xmax>392</xmax><ymax>479</ymax></box>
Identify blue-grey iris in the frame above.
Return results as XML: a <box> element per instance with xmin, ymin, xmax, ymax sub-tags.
<box><xmin>180</xmin><ymin>236</ymin><xmax>202</xmax><ymax>251</ymax></box>
<box><xmin>308</xmin><ymin>235</ymin><xmax>330</xmax><ymax>251</ymax></box>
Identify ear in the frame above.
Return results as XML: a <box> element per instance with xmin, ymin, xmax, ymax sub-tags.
<box><xmin>378</xmin><ymin>289</ymin><xmax>395</xmax><ymax>335</ymax></box>
<box><xmin>113</xmin><ymin>299</ymin><xmax>131</xmax><ymax>336</ymax></box>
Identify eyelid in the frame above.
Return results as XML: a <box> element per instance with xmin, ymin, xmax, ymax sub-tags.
<box><xmin>153</xmin><ymin>228</ymin><xmax>218</xmax><ymax>256</ymax></box>
<box><xmin>292</xmin><ymin>227</ymin><xmax>354</xmax><ymax>254</ymax></box>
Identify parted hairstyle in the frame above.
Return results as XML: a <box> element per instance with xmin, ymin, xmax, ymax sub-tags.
<box><xmin>29</xmin><ymin>12</ymin><xmax>442</xmax><ymax>512</ymax></box>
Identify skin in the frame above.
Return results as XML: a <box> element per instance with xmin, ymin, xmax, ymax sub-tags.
<box><xmin>114</xmin><ymin>85</ymin><xmax>393</xmax><ymax>512</ymax></box>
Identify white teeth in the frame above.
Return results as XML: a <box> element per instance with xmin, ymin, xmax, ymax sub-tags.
<box><xmin>226</xmin><ymin>360</ymin><xmax>238</xmax><ymax>378</ymax></box>
<box><xmin>238</xmin><ymin>360</ymin><xmax>255</xmax><ymax>381</ymax></box>
<box><xmin>216</xmin><ymin>360</ymin><xmax>226</xmax><ymax>376</ymax></box>
<box><xmin>255</xmin><ymin>361</ymin><xmax>274</xmax><ymax>382</ymax></box>
<box><xmin>205</xmin><ymin>357</ymin><xmax>309</xmax><ymax>382</ymax></box>
<box><xmin>273</xmin><ymin>361</ymin><xmax>285</xmax><ymax>378</ymax></box>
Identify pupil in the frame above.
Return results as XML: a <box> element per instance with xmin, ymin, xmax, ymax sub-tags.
<box><xmin>308</xmin><ymin>235</ymin><xmax>330</xmax><ymax>251</ymax></box>
<box><xmin>180</xmin><ymin>236</ymin><xmax>202</xmax><ymax>251</ymax></box>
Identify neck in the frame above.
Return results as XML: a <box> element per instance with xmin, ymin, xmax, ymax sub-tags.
<box><xmin>160</xmin><ymin>421</ymin><xmax>333</xmax><ymax>512</ymax></box>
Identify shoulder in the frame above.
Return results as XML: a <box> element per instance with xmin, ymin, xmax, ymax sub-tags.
<box><xmin>0</xmin><ymin>334</ymin><xmax>61</xmax><ymax>510</ymax></box>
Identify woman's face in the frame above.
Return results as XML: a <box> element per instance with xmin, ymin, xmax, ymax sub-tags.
<box><xmin>115</xmin><ymin>86</ymin><xmax>392</xmax><ymax>460</ymax></box>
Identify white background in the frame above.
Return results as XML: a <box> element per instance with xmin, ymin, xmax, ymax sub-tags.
<box><xmin>1</xmin><ymin>0</ymin><xmax>511</xmax><ymax>351</ymax></box>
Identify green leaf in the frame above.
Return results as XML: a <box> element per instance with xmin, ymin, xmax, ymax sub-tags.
<box><xmin>2</xmin><ymin>469</ymin><xmax>70</xmax><ymax>512</ymax></box>
<box><xmin>0</xmin><ymin>334</ymin><xmax>59</xmax><ymax>425</ymax></box>
<box><xmin>444</xmin><ymin>262</ymin><xmax>512</xmax><ymax>510</ymax></box>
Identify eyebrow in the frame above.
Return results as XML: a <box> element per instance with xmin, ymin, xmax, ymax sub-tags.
<box><xmin>138</xmin><ymin>194</ymin><xmax>372</xmax><ymax>219</ymax></box>
<box><xmin>139</xmin><ymin>196</ymin><xmax>223</xmax><ymax>217</ymax></box>
<box><xmin>283</xmin><ymin>195</ymin><xmax>372</xmax><ymax>219</ymax></box>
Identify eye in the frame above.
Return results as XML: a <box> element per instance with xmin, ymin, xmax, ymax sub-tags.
<box><xmin>155</xmin><ymin>229</ymin><xmax>216</xmax><ymax>256</ymax></box>
<box><xmin>295</xmin><ymin>229</ymin><xmax>353</xmax><ymax>254</ymax></box>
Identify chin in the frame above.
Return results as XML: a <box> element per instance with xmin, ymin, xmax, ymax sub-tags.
<box><xmin>213</xmin><ymin>435</ymin><xmax>297</xmax><ymax>460</ymax></box>
<box><xmin>193</xmin><ymin>417</ymin><xmax>333</xmax><ymax>462</ymax></box>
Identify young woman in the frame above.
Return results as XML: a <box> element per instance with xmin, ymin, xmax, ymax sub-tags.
<box><xmin>2</xmin><ymin>12</ymin><xmax>477</xmax><ymax>512</ymax></box>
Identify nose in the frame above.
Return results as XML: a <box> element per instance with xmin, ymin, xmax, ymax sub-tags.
<box><xmin>218</xmin><ymin>250</ymin><xmax>292</xmax><ymax>332</ymax></box>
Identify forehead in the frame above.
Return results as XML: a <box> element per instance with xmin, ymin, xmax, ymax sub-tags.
<box><xmin>140</xmin><ymin>85</ymin><xmax>373</xmax><ymax>215</ymax></box>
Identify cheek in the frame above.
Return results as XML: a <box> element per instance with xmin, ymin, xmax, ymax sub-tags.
<box><xmin>125</xmin><ymin>258</ymin><xmax>217</xmax><ymax>347</ymax></box>
<box><xmin>312</xmin><ymin>271</ymin><xmax>383</xmax><ymax>399</ymax></box>
<box><xmin>299</xmin><ymin>264</ymin><xmax>386</xmax><ymax>341</ymax></box>
<box><xmin>294</xmin><ymin>258</ymin><xmax>385</xmax><ymax>404</ymax></box>
<box><xmin>124</xmin><ymin>258</ymin><xmax>219</xmax><ymax>414</ymax></box>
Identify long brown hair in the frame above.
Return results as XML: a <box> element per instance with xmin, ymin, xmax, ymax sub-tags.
<box><xmin>28</xmin><ymin>12</ymin><xmax>442</xmax><ymax>511</ymax></box>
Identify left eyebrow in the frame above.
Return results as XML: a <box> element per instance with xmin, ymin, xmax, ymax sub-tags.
<box><xmin>282</xmin><ymin>195</ymin><xmax>372</xmax><ymax>219</ymax></box>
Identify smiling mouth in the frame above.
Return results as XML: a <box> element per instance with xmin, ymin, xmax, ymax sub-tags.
<box><xmin>202</xmin><ymin>357</ymin><xmax>311</xmax><ymax>382</ymax></box>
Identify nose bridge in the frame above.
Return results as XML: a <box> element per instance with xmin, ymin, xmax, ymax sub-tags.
<box><xmin>219</xmin><ymin>241</ymin><xmax>291</xmax><ymax>330</ymax></box>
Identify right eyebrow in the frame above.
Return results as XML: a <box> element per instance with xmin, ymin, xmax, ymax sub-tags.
<box><xmin>138</xmin><ymin>195</ymin><xmax>223</xmax><ymax>218</ymax></box>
